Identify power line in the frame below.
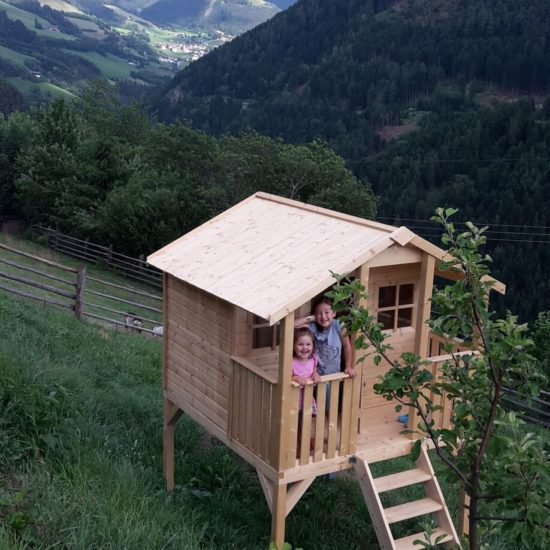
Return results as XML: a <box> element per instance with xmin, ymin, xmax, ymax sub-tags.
<box><xmin>361</xmin><ymin>157</ymin><xmax>550</xmax><ymax>165</ymax></box>
<box><xmin>413</xmin><ymin>232</ymin><xmax>550</xmax><ymax>245</ymax></box>
<box><xmin>376</xmin><ymin>216</ymin><xmax>550</xmax><ymax>230</ymax></box>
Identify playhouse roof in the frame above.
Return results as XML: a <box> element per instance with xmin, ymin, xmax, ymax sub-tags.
<box><xmin>148</xmin><ymin>193</ymin><xmax>504</xmax><ymax>325</ymax></box>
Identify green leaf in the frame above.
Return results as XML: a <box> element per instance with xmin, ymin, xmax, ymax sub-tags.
<box><xmin>410</xmin><ymin>439</ymin><xmax>422</xmax><ymax>461</ymax></box>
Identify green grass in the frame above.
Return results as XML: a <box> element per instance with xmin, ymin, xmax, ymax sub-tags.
<box><xmin>0</xmin><ymin>244</ymin><xmax>547</xmax><ymax>548</ymax></box>
<box><xmin>0</xmin><ymin>0</ymin><xmax>76</xmax><ymax>40</ymax></box>
<box><xmin>0</xmin><ymin>293</ymin><xmax>379</xmax><ymax>549</ymax></box>
<box><xmin>61</xmin><ymin>50</ymin><xmax>147</xmax><ymax>82</ymax></box>
<box><xmin>65</xmin><ymin>15</ymin><xmax>106</xmax><ymax>39</ymax></box>
<box><xmin>6</xmin><ymin>77</ymin><xmax>78</xmax><ymax>101</ymax></box>
<box><xmin>0</xmin><ymin>45</ymin><xmax>33</xmax><ymax>68</ymax></box>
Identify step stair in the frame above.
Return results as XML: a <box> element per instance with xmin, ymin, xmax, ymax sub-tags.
<box><xmin>353</xmin><ymin>444</ymin><xmax>460</xmax><ymax>549</ymax></box>
<box><xmin>385</xmin><ymin>497</ymin><xmax>443</xmax><ymax>524</ymax></box>
<box><xmin>374</xmin><ymin>468</ymin><xmax>432</xmax><ymax>493</ymax></box>
<box><xmin>394</xmin><ymin>528</ymin><xmax>454</xmax><ymax>550</ymax></box>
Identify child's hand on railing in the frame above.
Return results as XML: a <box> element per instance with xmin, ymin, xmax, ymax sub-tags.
<box><xmin>344</xmin><ymin>366</ymin><xmax>356</xmax><ymax>378</ymax></box>
<box><xmin>312</xmin><ymin>372</ymin><xmax>320</xmax><ymax>384</ymax></box>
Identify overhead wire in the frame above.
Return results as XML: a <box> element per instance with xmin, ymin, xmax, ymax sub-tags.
<box><xmin>374</xmin><ymin>217</ymin><xmax>550</xmax><ymax>244</ymax></box>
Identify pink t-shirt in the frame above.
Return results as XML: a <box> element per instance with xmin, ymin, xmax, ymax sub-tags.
<box><xmin>292</xmin><ymin>356</ymin><xmax>316</xmax><ymax>380</ymax></box>
<box><xmin>292</xmin><ymin>356</ymin><xmax>318</xmax><ymax>414</ymax></box>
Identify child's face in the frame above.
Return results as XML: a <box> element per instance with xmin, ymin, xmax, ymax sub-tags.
<box><xmin>294</xmin><ymin>335</ymin><xmax>313</xmax><ymax>360</ymax></box>
<box><xmin>314</xmin><ymin>303</ymin><xmax>335</xmax><ymax>329</ymax></box>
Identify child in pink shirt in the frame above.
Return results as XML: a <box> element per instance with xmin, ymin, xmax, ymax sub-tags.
<box><xmin>292</xmin><ymin>327</ymin><xmax>320</xmax><ymax>415</ymax></box>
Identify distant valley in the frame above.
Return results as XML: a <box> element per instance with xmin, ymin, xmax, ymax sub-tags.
<box><xmin>0</xmin><ymin>0</ymin><xmax>296</xmax><ymax>106</ymax></box>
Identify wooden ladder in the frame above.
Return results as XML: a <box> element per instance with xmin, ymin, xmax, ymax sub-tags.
<box><xmin>353</xmin><ymin>445</ymin><xmax>460</xmax><ymax>550</ymax></box>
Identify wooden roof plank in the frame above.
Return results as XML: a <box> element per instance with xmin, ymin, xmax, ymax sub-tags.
<box><xmin>148</xmin><ymin>193</ymin><xmax>505</xmax><ymax>320</ymax></box>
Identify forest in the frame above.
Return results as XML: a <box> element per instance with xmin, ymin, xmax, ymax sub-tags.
<box><xmin>153</xmin><ymin>0</ymin><xmax>550</xmax><ymax>320</ymax></box>
<box><xmin>0</xmin><ymin>86</ymin><xmax>376</xmax><ymax>258</ymax></box>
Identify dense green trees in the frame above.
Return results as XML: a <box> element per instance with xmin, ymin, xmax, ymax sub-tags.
<box><xmin>3</xmin><ymin>94</ymin><xmax>375</xmax><ymax>257</ymax></box>
<box><xmin>158</xmin><ymin>0</ymin><xmax>550</xmax><ymax>146</ymax></box>
<box><xmin>361</xmin><ymin>98</ymin><xmax>550</xmax><ymax>320</ymax></box>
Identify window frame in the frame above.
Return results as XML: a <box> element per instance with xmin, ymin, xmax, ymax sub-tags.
<box><xmin>251</xmin><ymin>315</ymin><xmax>280</xmax><ymax>350</ymax></box>
<box><xmin>375</xmin><ymin>281</ymin><xmax>416</xmax><ymax>332</ymax></box>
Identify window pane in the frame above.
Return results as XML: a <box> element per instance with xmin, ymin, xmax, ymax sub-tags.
<box><xmin>378</xmin><ymin>286</ymin><xmax>396</xmax><ymax>308</ymax></box>
<box><xmin>397</xmin><ymin>308</ymin><xmax>413</xmax><ymax>328</ymax></box>
<box><xmin>377</xmin><ymin>310</ymin><xmax>395</xmax><ymax>330</ymax></box>
<box><xmin>253</xmin><ymin>327</ymin><xmax>273</xmax><ymax>348</ymax></box>
<box><xmin>399</xmin><ymin>284</ymin><xmax>414</xmax><ymax>305</ymax></box>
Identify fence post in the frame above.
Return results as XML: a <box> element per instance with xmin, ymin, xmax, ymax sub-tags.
<box><xmin>74</xmin><ymin>265</ymin><xmax>87</xmax><ymax>320</ymax></box>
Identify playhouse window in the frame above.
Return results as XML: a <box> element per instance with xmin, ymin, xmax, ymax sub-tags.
<box><xmin>377</xmin><ymin>283</ymin><xmax>414</xmax><ymax>330</ymax></box>
<box><xmin>252</xmin><ymin>316</ymin><xmax>280</xmax><ymax>349</ymax></box>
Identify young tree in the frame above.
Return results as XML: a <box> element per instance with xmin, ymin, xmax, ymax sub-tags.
<box><xmin>330</xmin><ymin>209</ymin><xmax>549</xmax><ymax>550</ymax></box>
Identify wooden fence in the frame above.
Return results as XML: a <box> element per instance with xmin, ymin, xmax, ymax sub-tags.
<box><xmin>0</xmin><ymin>242</ymin><xmax>163</xmax><ymax>336</ymax></box>
<box><xmin>32</xmin><ymin>226</ymin><xmax>162</xmax><ymax>289</ymax></box>
<box><xmin>0</xmin><ymin>242</ymin><xmax>85</xmax><ymax>317</ymax></box>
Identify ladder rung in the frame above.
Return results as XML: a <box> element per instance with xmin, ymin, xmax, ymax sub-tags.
<box><xmin>385</xmin><ymin>497</ymin><xmax>443</xmax><ymax>524</ymax></box>
<box><xmin>374</xmin><ymin>468</ymin><xmax>432</xmax><ymax>493</ymax></box>
<box><xmin>394</xmin><ymin>528</ymin><xmax>453</xmax><ymax>550</ymax></box>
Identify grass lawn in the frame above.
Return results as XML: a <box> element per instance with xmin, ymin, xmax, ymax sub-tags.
<box><xmin>61</xmin><ymin>50</ymin><xmax>148</xmax><ymax>82</ymax></box>
<box><xmin>6</xmin><ymin>77</ymin><xmax>78</xmax><ymax>101</ymax></box>
<box><xmin>0</xmin><ymin>45</ymin><xmax>34</xmax><ymax>67</ymax></box>
<box><xmin>8</xmin><ymin>0</ymin><xmax>82</xmax><ymax>14</ymax></box>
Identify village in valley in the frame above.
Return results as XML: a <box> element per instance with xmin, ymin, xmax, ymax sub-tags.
<box><xmin>153</xmin><ymin>28</ymin><xmax>233</xmax><ymax>66</ymax></box>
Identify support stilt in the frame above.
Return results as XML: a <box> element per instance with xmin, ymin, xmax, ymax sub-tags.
<box><xmin>271</xmin><ymin>482</ymin><xmax>287</xmax><ymax>549</ymax></box>
<box><xmin>163</xmin><ymin>396</ymin><xmax>182</xmax><ymax>492</ymax></box>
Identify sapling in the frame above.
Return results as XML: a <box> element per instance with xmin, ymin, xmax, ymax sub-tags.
<box><xmin>329</xmin><ymin>209</ymin><xmax>549</xmax><ymax>549</ymax></box>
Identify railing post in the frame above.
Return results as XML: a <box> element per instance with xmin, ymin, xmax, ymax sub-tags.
<box><xmin>74</xmin><ymin>265</ymin><xmax>86</xmax><ymax>320</ymax></box>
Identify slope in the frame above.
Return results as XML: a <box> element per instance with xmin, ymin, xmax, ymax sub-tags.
<box><xmin>141</xmin><ymin>0</ymin><xmax>280</xmax><ymax>34</ymax></box>
<box><xmin>0</xmin><ymin>251</ymin><xmax>537</xmax><ymax>549</ymax></box>
<box><xmin>158</xmin><ymin>0</ymin><xmax>550</xmax><ymax>142</ymax></box>
<box><xmin>155</xmin><ymin>0</ymin><xmax>550</xmax><ymax>320</ymax></box>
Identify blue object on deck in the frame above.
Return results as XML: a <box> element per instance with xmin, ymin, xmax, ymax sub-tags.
<box><xmin>398</xmin><ymin>414</ymin><xmax>409</xmax><ymax>424</ymax></box>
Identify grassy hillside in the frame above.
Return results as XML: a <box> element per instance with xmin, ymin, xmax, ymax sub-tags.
<box><xmin>1</xmin><ymin>237</ymin><xmax>546</xmax><ymax>548</ymax></box>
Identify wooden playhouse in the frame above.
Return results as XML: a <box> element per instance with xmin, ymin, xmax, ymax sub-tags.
<box><xmin>147</xmin><ymin>192</ymin><xmax>505</xmax><ymax>549</ymax></box>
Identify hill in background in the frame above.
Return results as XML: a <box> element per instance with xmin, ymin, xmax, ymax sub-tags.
<box><xmin>140</xmin><ymin>0</ymin><xmax>281</xmax><ymax>35</ymax></box>
<box><xmin>153</xmin><ymin>0</ymin><xmax>550</xmax><ymax>320</ymax></box>
<box><xmin>0</xmin><ymin>0</ymin><xmax>296</xmax><ymax>106</ymax></box>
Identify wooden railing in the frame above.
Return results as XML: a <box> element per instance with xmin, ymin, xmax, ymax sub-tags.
<box><xmin>229</xmin><ymin>358</ymin><xmax>277</xmax><ymax>466</ymax></box>
<box><xmin>229</xmin><ymin>358</ymin><xmax>359</xmax><ymax>470</ymax></box>
<box><xmin>285</xmin><ymin>373</ymin><xmax>356</xmax><ymax>468</ymax></box>
<box><xmin>407</xmin><ymin>333</ymin><xmax>471</xmax><ymax>434</ymax></box>
<box><xmin>428</xmin><ymin>331</ymin><xmax>467</xmax><ymax>357</ymax></box>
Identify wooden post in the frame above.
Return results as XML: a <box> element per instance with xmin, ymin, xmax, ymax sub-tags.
<box><xmin>271</xmin><ymin>482</ymin><xmax>287</xmax><ymax>549</ymax></box>
<box><xmin>351</xmin><ymin>264</ymin><xmax>369</xmax><ymax>440</ymax></box>
<box><xmin>74</xmin><ymin>265</ymin><xmax>86</xmax><ymax>320</ymax></box>
<box><xmin>268</xmin><ymin>312</ymin><xmax>294</xmax><ymax>549</ymax></box>
<box><xmin>163</xmin><ymin>397</ymin><xmax>182</xmax><ymax>492</ymax></box>
<box><xmin>409</xmin><ymin>252</ymin><xmax>435</xmax><ymax>439</ymax></box>
<box><xmin>270</xmin><ymin>312</ymin><xmax>295</xmax><ymax>471</ymax></box>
